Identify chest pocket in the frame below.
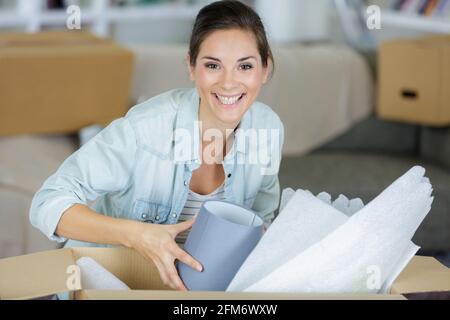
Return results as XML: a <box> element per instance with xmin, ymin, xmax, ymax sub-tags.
<box><xmin>132</xmin><ymin>199</ymin><xmax>171</xmax><ymax>224</ymax></box>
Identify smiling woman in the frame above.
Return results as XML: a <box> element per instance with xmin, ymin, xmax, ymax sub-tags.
<box><xmin>29</xmin><ymin>0</ymin><xmax>284</xmax><ymax>293</ymax></box>
<box><xmin>188</xmin><ymin>29</ymin><xmax>269</xmax><ymax>128</ymax></box>
<box><xmin>187</xmin><ymin>1</ymin><xmax>274</xmax><ymax>135</ymax></box>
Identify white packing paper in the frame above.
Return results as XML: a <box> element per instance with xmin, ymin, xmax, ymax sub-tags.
<box><xmin>227</xmin><ymin>166</ymin><xmax>433</xmax><ymax>293</ymax></box>
<box><xmin>76</xmin><ymin>257</ymin><xmax>130</xmax><ymax>291</ymax></box>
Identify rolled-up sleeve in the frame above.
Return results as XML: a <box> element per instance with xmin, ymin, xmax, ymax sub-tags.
<box><xmin>29</xmin><ymin>117</ymin><xmax>138</xmax><ymax>243</ymax></box>
<box><xmin>252</xmin><ymin>116</ymin><xmax>285</xmax><ymax>228</ymax></box>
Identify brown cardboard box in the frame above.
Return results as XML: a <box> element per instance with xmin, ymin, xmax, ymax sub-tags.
<box><xmin>0</xmin><ymin>31</ymin><xmax>134</xmax><ymax>136</ymax></box>
<box><xmin>1</xmin><ymin>247</ymin><xmax>449</xmax><ymax>300</ymax></box>
<box><xmin>377</xmin><ymin>36</ymin><xmax>450</xmax><ymax>126</ymax></box>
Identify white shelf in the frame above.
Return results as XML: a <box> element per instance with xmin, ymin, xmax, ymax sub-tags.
<box><xmin>360</xmin><ymin>8</ymin><xmax>450</xmax><ymax>35</ymax></box>
<box><xmin>40</xmin><ymin>10</ymin><xmax>87</xmax><ymax>25</ymax></box>
<box><xmin>0</xmin><ymin>0</ymin><xmax>206</xmax><ymax>36</ymax></box>
<box><xmin>106</xmin><ymin>3</ymin><xmax>201</xmax><ymax>21</ymax></box>
<box><xmin>380</xmin><ymin>11</ymin><xmax>450</xmax><ymax>34</ymax></box>
<box><xmin>0</xmin><ymin>11</ymin><xmax>27</xmax><ymax>27</ymax></box>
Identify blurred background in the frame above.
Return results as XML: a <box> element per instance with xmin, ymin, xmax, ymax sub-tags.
<box><xmin>0</xmin><ymin>0</ymin><xmax>449</xmax><ymax>267</ymax></box>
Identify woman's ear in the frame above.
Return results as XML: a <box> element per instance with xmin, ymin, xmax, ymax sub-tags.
<box><xmin>262</xmin><ymin>59</ymin><xmax>273</xmax><ymax>85</ymax></box>
<box><xmin>186</xmin><ymin>53</ymin><xmax>195</xmax><ymax>82</ymax></box>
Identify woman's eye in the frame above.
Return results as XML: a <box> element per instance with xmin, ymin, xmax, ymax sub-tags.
<box><xmin>205</xmin><ymin>63</ymin><xmax>252</xmax><ymax>70</ymax></box>
<box><xmin>206</xmin><ymin>63</ymin><xmax>219</xmax><ymax>70</ymax></box>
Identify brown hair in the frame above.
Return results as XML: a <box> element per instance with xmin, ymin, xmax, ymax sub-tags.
<box><xmin>189</xmin><ymin>0</ymin><xmax>274</xmax><ymax>74</ymax></box>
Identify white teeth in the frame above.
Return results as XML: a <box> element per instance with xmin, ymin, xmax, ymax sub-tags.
<box><xmin>216</xmin><ymin>94</ymin><xmax>243</xmax><ymax>105</ymax></box>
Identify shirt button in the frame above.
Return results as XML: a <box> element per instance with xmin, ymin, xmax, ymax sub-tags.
<box><xmin>155</xmin><ymin>215</ymin><xmax>160</xmax><ymax>221</ymax></box>
<box><xmin>141</xmin><ymin>213</ymin><xmax>148</xmax><ymax>219</ymax></box>
<box><xmin>227</xmin><ymin>173</ymin><xmax>232</xmax><ymax>178</ymax></box>
<box><xmin>184</xmin><ymin>180</ymin><xmax>188</xmax><ymax>186</ymax></box>
<box><xmin>172</xmin><ymin>213</ymin><xmax>177</xmax><ymax>218</ymax></box>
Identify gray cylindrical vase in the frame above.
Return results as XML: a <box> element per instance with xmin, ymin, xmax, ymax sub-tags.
<box><xmin>177</xmin><ymin>200</ymin><xmax>264</xmax><ymax>291</ymax></box>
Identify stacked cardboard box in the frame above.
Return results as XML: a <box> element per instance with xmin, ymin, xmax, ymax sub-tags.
<box><xmin>0</xmin><ymin>31</ymin><xmax>134</xmax><ymax>136</ymax></box>
<box><xmin>378</xmin><ymin>35</ymin><xmax>450</xmax><ymax>126</ymax></box>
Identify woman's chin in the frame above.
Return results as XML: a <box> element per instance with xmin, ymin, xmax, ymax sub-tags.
<box><xmin>212</xmin><ymin>112</ymin><xmax>240</xmax><ymax>126</ymax></box>
<box><xmin>209</xmin><ymin>103</ymin><xmax>242</xmax><ymax>123</ymax></box>
<box><xmin>216</xmin><ymin>104</ymin><xmax>245</xmax><ymax>120</ymax></box>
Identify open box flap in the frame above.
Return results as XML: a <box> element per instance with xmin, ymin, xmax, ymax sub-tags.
<box><xmin>0</xmin><ymin>248</ymin><xmax>79</xmax><ymax>300</ymax></box>
<box><xmin>390</xmin><ymin>256</ymin><xmax>450</xmax><ymax>294</ymax></box>
<box><xmin>76</xmin><ymin>249</ymin><xmax>449</xmax><ymax>298</ymax></box>
<box><xmin>70</xmin><ymin>247</ymin><xmax>168</xmax><ymax>291</ymax></box>
<box><xmin>1</xmin><ymin>248</ymin><xmax>449</xmax><ymax>299</ymax></box>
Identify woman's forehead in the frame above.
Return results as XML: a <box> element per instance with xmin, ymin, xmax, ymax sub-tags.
<box><xmin>202</xmin><ymin>28</ymin><xmax>256</xmax><ymax>46</ymax></box>
<box><xmin>198</xmin><ymin>29</ymin><xmax>260</xmax><ymax>62</ymax></box>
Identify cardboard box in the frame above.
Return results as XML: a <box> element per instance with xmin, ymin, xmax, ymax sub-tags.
<box><xmin>377</xmin><ymin>36</ymin><xmax>450</xmax><ymax>126</ymax></box>
<box><xmin>0</xmin><ymin>31</ymin><xmax>134</xmax><ymax>136</ymax></box>
<box><xmin>1</xmin><ymin>247</ymin><xmax>449</xmax><ymax>300</ymax></box>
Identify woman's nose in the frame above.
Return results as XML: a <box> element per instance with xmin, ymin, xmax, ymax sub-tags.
<box><xmin>220</xmin><ymin>69</ymin><xmax>239</xmax><ymax>90</ymax></box>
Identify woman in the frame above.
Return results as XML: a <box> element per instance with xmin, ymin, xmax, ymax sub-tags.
<box><xmin>30</xmin><ymin>0</ymin><xmax>284</xmax><ymax>291</ymax></box>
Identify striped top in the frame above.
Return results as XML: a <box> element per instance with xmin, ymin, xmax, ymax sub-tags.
<box><xmin>175</xmin><ymin>182</ymin><xmax>226</xmax><ymax>246</ymax></box>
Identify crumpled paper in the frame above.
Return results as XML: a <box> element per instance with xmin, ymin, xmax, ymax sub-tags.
<box><xmin>76</xmin><ymin>257</ymin><xmax>130</xmax><ymax>290</ymax></box>
<box><xmin>227</xmin><ymin>166</ymin><xmax>433</xmax><ymax>293</ymax></box>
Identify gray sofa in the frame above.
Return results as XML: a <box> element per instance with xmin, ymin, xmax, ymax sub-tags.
<box><xmin>278</xmin><ymin>116</ymin><xmax>450</xmax><ymax>254</ymax></box>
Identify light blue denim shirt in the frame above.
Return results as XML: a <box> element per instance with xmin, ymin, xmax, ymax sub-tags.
<box><xmin>29</xmin><ymin>87</ymin><xmax>284</xmax><ymax>248</ymax></box>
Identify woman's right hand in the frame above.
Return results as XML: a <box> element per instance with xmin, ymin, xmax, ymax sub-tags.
<box><xmin>126</xmin><ymin>219</ymin><xmax>203</xmax><ymax>291</ymax></box>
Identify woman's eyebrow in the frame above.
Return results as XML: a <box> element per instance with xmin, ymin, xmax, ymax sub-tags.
<box><xmin>200</xmin><ymin>56</ymin><xmax>257</xmax><ymax>62</ymax></box>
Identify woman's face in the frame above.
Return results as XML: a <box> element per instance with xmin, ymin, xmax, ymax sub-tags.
<box><xmin>187</xmin><ymin>28</ymin><xmax>270</xmax><ymax>128</ymax></box>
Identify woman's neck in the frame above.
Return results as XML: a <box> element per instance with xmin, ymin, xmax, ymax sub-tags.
<box><xmin>198</xmin><ymin>100</ymin><xmax>238</xmax><ymax>163</ymax></box>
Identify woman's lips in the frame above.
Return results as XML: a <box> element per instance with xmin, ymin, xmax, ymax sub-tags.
<box><xmin>212</xmin><ymin>93</ymin><xmax>246</xmax><ymax>109</ymax></box>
